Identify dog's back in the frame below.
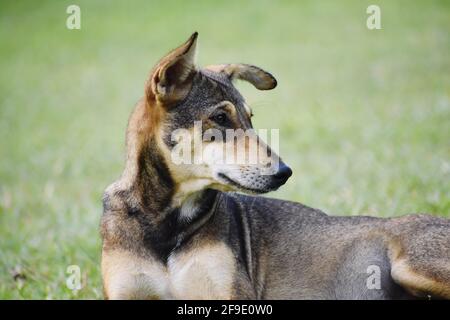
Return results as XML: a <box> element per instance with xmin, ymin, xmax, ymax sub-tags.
<box><xmin>197</xmin><ymin>192</ymin><xmax>409</xmax><ymax>299</ymax></box>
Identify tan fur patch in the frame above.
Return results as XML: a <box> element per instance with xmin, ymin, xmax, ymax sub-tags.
<box><xmin>102</xmin><ymin>249</ymin><xmax>171</xmax><ymax>300</ymax></box>
<box><xmin>168</xmin><ymin>242</ymin><xmax>236</xmax><ymax>299</ymax></box>
<box><xmin>102</xmin><ymin>242</ymin><xmax>236</xmax><ymax>300</ymax></box>
<box><xmin>121</xmin><ymin>98</ymin><xmax>166</xmax><ymax>188</ymax></box>
<box><xmin>391</xmin><ymin>258</ymin><xmax>450</xmax><ymax>299</ymax></box>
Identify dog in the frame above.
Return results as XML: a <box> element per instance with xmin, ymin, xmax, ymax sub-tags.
<box><xmin>101</xmin><ymin>33</ymin><xmax>450</xmax><ymax>299</ymax></box>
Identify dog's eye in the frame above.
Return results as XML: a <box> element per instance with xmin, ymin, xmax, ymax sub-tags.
<box><xmin>212</xmin><ymin>113</ymin><xmax>228</xmax><ymax>126</ymax></box>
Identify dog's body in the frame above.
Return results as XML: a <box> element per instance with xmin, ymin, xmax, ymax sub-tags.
<box><xmin>101</xmin><ymin>33</ymin><xmax>450</xmax><ymax>299</ymax></box>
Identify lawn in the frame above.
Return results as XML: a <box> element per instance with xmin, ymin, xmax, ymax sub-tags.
<box><xmin>0</xmin><ymin>0</ymin><xmax>449</xmax><ymax>299</ymax></box>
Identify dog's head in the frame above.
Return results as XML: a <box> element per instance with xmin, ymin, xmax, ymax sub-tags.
<box><xmin>142</xmin><ymin>32</ymin><xmax>291</xmax><ymax>197</ymax></box>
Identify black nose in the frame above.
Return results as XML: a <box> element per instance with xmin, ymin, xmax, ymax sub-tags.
<box><xmin>273</xmin><ymin>163</ymin><xmax>293</xmax><ymax>182</ymax></box>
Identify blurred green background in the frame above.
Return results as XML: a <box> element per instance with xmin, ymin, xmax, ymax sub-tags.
<box><xmin>0</xmin><ymin>0</ymin><xmax>449</xmax><ymax>299</ymax></box>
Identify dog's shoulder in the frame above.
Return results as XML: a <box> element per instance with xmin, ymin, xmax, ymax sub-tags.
<box><xmin>100</xmin><ymin>181</ymin><xmax>143</xmax><ymax>247</ymax></box>
<box><xmin>102</xmin><ymin>181</ymin><xmax>129</xmax><ymax>213</ymax></box>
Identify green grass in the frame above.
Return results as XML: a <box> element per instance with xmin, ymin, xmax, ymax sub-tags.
<box><xmin>0</xmin><ymin>0</ymin><xmax>449</xmax><ymax>299</ymax></box>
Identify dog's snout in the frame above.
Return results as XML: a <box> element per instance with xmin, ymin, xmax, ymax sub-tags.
<box><xmin>273</xmin><ymin>163</ymin><xmax>292</xmax><ymax>182</ymax></box>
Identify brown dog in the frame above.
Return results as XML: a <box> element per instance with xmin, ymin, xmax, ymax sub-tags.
<box><xmin>101</xmin><ymin>33</ymin><xmax>450</xmax><ymax>299</ymax></box>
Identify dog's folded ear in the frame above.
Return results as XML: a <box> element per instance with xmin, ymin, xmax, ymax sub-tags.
<box><xmin>205</xmin><ymin>64</ymin><xmax>277</xmax><ymax>90</ymax></box>
<box><xmin>147</xmin><ymin>32</ymin><xmax>198</xmax><ymax>104</ymax></box>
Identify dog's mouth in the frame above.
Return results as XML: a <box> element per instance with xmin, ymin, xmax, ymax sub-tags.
<box><xmin>217</xmin><ymin>173</ymin><xmax>276</xmax><ymax>194</ymax></box>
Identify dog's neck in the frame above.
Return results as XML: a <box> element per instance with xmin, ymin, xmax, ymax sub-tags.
<box><xmin>122</xmin><ymin>133</ymin><xmax>218</xmax><ymax>223</ymax></box>
<box><xmin>132</xmin><ymin>139</ymin><xmax>220</xmax><ymax>260</ymax></box>
<box><xmin>102</xmin><ymin>99</ymin><xmax>221</xmax><ymax>261</ymax></box>
<box><xmin>117</xmin><ymin>98</ymin><xmax>217</xmax><ymax>218</ymax></box>
<box><xmin>110</xmin><ymin>136</ymin><xmax>220</xmax><ymax>261</ymax></box>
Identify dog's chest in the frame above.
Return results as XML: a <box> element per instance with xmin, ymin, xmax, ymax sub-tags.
<box><xmin>102</xmin><ymin>242</ymin><xmax>236</xmax><ymax>299</ymax></box>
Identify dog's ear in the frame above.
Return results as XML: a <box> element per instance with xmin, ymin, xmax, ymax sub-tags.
<box><xmin>205</xmin><ymin>64</ymin><xmax>277</xmax><ymax>90</ymax></box>
<box><xmin>147</xmin><ymin>32</ymin><xmax>198</xmax><ymax>104</ymax></box>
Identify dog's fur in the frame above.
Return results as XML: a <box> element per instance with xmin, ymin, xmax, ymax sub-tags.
<box><xmin>101</xmin><ymin>33</ymin><xmax>450</xmax><ymax>299</ymax></box>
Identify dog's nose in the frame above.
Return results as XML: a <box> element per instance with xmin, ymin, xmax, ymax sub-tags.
<box><xmin>273</xmin><ymin>163</ymin><xmax>293</xmax><ymax>182</ymax></box>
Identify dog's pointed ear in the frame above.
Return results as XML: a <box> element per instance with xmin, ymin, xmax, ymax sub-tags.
<box><xmin>147</xmin><ymin>32</ymin><xmax>198</xmax><ymax>103</ymax></box>
<box><xmin>205</xmin><ymin>64</ymin><xmax>277</xmax><ymax>90</ymax></box>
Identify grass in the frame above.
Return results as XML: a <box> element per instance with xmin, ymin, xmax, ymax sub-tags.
<box><xmin>0</xmin><ymin>0</ymin><xmax>449</xmax><ymax>299</ymax></box>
